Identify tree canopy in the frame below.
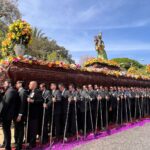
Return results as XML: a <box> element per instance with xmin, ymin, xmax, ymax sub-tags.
<box><xmin>27</xmin><ymin>28</ymin><xmax>74</xmax><ymax>63</ymax></box>
<box><xmin>0</xmin><ymin>0</ymin><xmax>21</xmax><ymax>25</ymax></box>
<box><xmin>0</xmin><ymin>0</ymin><xmax>74</xmax><ymax>63</ymax></box>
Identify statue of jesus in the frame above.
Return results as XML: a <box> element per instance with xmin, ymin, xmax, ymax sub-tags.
<box><xmin>94</xmin><ymin>33</ymin><xmax>108</xmax><ymax>60</ymax></box>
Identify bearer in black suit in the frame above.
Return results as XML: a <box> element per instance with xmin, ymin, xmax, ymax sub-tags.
<box><xmin>0</xmin><ymin>80</ymin><xmax>20</xmax><ymax>150</ymax></box>
<box><xmin>88</xmin><ymin>84</ymin><xmax>97</xmax><ymax>131</ymax></box>
<box><xmin>68</xmin><ymin>84</ymin><xmax>79</xmax><ymax>136</ymax></box>
<box><xmin>50</xmin><ymin>83</ymin><xmax>62</xmax><ymax>139</ymax></box>
<box><xmin>109</xmin><ymin>87</ymin><xmax>117</xmax><ymax>124</ymax></box>
<box><xmin>78</xmin><ymin>85</ymin><xmax>91</xmax><ymax>134</ymax></box>
<box><xmin>15</xmin><ymin>81</ymin><xmax>28</xmax><ymax>150</ymax></box>
<box><xmin>58</xmin><ymin>83</ymin><xmax>70</xmax><ymax>136</ymax></box>
<box><xmin>39</xmin><ymin>83</ymin><xmax>51</xmax><ymax>144</ymax></box>
<box><xmin>27</xmin><ymin>81</ymin><xmax>43</xmax><ymax>148</ymax></box>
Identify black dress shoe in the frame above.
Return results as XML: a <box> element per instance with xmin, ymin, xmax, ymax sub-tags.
<box><xmin>42</xmin><ymin>140</ymin><xmax>48</xmax><ymax>145</ymax></box>
<box><xmin>15</xmin><ymin>148</ymin><xmax>22</xmax><ymax>150</ymax></box>
<box><xmin>25</xmin><ymin>145</ymin><xmax>36</xmax><ymax>150</ymax></box>
<box><xmin>15</xmin><ymin>145</ymin><xmax>22</xmax><ymax>150</ymax></box>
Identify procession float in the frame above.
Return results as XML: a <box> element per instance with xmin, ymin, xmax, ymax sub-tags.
<box><xmin>0</xmin><ymin>20</ymin><xmax>150</xmax><ymax>88</ymax></box>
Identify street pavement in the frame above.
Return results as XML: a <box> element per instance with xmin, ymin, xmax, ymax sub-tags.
<box><xmin>74</xmin><ymin>123</ymin><xmax>150</xmax><ymax>150</ymax></box>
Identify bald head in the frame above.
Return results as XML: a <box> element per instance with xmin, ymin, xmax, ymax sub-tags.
<box><xmin>88</xmin><ymin>84</ymin><xmax>93</xmax><ymax>90</ymax></box>
<box><xmin>29</xmin><ymin>81</ymin><xmax>38</xmax><ymax>90</ymax></box>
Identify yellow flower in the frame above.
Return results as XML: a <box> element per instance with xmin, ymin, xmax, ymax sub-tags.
<box><xmin>11</xmin><ymin>33</ymin><xmax>15</xmax><ymax>39</ymax></box>
<box><xmin>9</xmin><ymin>25</ymin><xmax>13</xmax><ymax>31</ymax></box>
<box><xmin>15</xmin><ymin>27</ymin><xmax>18</xmax><ymax>31</ymax></box>
<box><xmin>19</xmin><ymin>23</ymin><xmax>23</xmax><ymax>29</ymax></box>
<box><xmin>8</xmin><ymin>56</ymin><xmax>14</xmax><ymax>62</ymax></box>
<box><xmin>17</xmin><ymin>32</ymin><xmax>21</xmax><ymax>37</ymax></box>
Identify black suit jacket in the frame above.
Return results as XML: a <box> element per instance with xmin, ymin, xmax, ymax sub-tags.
<box><xmin>28</xmin><ymin>89</ymin><xmax>43</xmax><ymax>119</ymax></box>
<box><xmin>51</xmin><ymin>90</ymin><xmax>62</xmax><ymax>114</ymax></box>
<box><xmin>109</xmin><ymin>91</ymin><xmax>117</xmax><ymax>109</ymax></box>
<box><xmin>42</xmin><ymin>90</ymin><xmax>51</xmax><ymax>107</ymax></box>
<box><xmin>0</xmin><ymin>91</ymin><xmax>3</xmax><ymax>103</ymax></box>
<box><xmin>0</xmin><ymin>87</ymin><xmax>20</xmax><ymax>120</ymax></box>
<box><xmin>18</xmin><ymin>88</ymin><xmax>28</xmax><ymax>117</ymax></box>
<box><xmin>61</xmin><ymin>89</ymin><xmax>70</xmax><ymax>114</ymax></box>
<box><xmin>78</xmin><ymin>90</ymin><xmax>90</xmax><ymax>112</ymax></box>
<box><xmin>88</xmin><ymin>90</ymin><xmax>97</xmax><ymax>110</ymax></box>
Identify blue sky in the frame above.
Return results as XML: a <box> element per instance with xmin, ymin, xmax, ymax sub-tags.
<box><xmin>19</xmin><ymin>0</ymin><xmax>150</xmax><ymax>64</ymax></box>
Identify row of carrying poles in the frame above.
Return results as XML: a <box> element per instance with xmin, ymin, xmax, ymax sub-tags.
<box><xmin>24</xmin><ymin>94</ymin><xmax>150</xmax><ymax>149</ymax></box>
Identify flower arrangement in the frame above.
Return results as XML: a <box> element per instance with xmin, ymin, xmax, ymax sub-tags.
<box><xmin>8</xmin><ymin>20</ymin><xmax>32</xmax><ymax>45</ymax></box>
<box><xmin>1</xmin><ymin>20</ymin><xmax>32</xmax><ymax>57</ymax></box>
<box><xmin>0</xmin><ymin>56</ymin><xmax>149</xmax><ymax>81</ymax></box>
<box><xmin>146</xmin><ymin>65</ymin><xmax>150</xmax><ymax>73</ymax></box>
<box><xmin>1</xmin><ymin>38</ymin><xmax>13</xmax><ymax>57</ymax></box>
<box><xmin>127</xmin><ymin>66</ymin><xmax>138</xmax><ymax>74</ymax></box>
<box><xmin>83</xmin><ymin>57</ymin><xmax>120</xmax><ymax>68</ymax></box>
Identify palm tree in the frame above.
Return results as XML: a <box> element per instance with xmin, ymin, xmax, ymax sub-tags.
<box><xmin>32</xmin><ymin>27</ymin><xmax>47</xmax><ymax>39</ymax></box>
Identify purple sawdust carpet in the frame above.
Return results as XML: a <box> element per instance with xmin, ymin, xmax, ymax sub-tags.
<box><xmin>33</xmin><ymin>118</ymin><xmax>150</xmax><ymax>150</ymax></box>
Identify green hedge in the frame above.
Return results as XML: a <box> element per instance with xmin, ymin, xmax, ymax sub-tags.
<box><xmin>111</xmin><ymin>58</ymin><xmax>144</xmax><ymax>70</ymax></box>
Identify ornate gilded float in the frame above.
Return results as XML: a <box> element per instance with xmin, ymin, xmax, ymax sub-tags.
<box><xmin>0</xmin><ymin>56</ymin><xmax>150</xmax><ymax>88</ymax></box>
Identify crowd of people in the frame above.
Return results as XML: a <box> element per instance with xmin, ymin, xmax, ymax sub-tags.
<box><xmin>0</xmin><ymin>79</ymin><xmax>150</xmax><ymax>150</ymax></box>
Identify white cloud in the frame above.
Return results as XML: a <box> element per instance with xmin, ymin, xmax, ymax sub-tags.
<box><xmin>73</xmin><ymin>5</ymin><xmax>99</xmax><ymax>23</ymax></box>
<box><xmin>19</xmin><ymin>0</ymin><xmax>150</xmax><ymax>30</ymax></box>
<box><xmin>107</xmin><ymin>42</ymin><xmax>150</xmax><ymax>51</ymax></box>
<box><xmin>95</xmin><ymin>19</ymin><xmax>150</xmax><ymax>30</ymax></box>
